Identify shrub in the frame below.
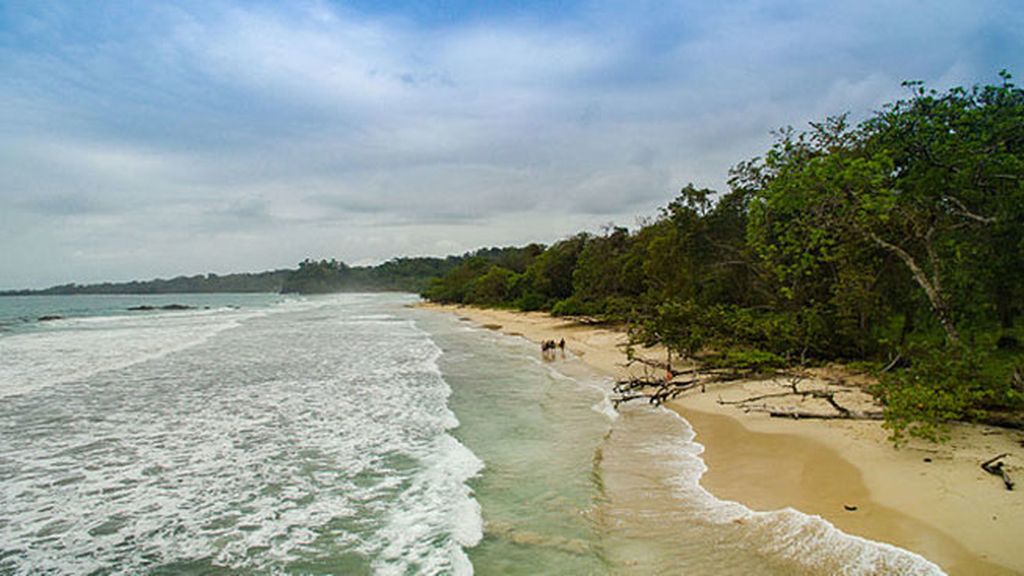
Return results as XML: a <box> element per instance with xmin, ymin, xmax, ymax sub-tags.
<box><xmin>551</xmin><ymin>295</ymin><xmax>603</xmax><ymax>317</ymax></box>
<box><xmin>514</xmin><ymin>292</ymin><xmax>547</xmax><ymax>312</ymax></box>
<box><xmin>876</xmin><ymin>345</ymin><xmax>1023</xmax><ymax>443</ymax></box>
<box><xmin>705</xmin><ymin>348</ymin><xmax>787</xmax><ymax>373</ymax></box>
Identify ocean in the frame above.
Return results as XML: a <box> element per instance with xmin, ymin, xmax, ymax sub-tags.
<box><xmin>0</xmin><ymin>293</ymin><xmax>944</xmax><ymax>574</ymax></box>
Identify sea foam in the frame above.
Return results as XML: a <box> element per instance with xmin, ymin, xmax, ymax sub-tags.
<box><xmin>651</xmin><ymin>409</ymin><xmax>947</xmax><ymax>575</ymax></box>
<box><xmin>0</xmin><ymin>294</ymin><xmax>485</xmax><ymax>575</ymax></box>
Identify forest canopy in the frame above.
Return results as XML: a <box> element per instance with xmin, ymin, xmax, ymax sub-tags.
<box><xmin>422</xmin><ymin>74</ymin><xmax>1024</xmax><ymax>441</ymax></box>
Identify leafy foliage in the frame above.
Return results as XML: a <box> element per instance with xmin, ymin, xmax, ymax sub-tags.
<box><xmin>419</xmin><ymin>73</ymin><xmax>1024</xmax><ymax>440</ymax></box>
<box><xmin>281</xmin><ymin>256</ymin><xmax>462</xmax><ymax>294</ymax></box>
<box><xmin>876</xmin><ymin>344</ymin><xmax>1024</xmax><ymax>443</ymax></box>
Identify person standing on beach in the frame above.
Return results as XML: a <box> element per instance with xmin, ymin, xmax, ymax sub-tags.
<box><xmin>542</xmin><ymin>340</ymin><xmax>556</xmax><ymax>360</ymax></box>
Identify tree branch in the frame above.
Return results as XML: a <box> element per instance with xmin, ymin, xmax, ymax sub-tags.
<box><xmin>768</xmin><ymin>409</ymin><xmax>884</xmax><ymax>421</ymax></box>
<box><xmin>943</xmin><ymin>194</ymin><xmax>997</xmax><ymax>224</ymax></box>
<box><xmin>865</xmin><ymin>230</ymin><xmax>961</xmax><ymax>345</ymax></box>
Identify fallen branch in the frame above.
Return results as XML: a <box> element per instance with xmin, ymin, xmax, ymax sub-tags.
<box><xmin>981</xmin><ymin>453</ymin><xmax>1015</xmax><ymax>491</ymax></box>
<box><xmin>736</xmin><ymin>386</ymin><xmax>883</xmax><ymax>420</ymax></box>
<box><xmin>816</xmin><ymin>390</ymin><xmax>851</xmax><ymax>417</ymax></box>
<box><xmin>717</xmin><ymin>390</ymin><xmax>794</xmax><ymax>405</ymax></box>
<box><xmin>613</xmin><ymin>361</ymin><xmax>752</xmax><ymax>408</ymax></box>
<box><xmin>611</xmin><ymin>381</ymin><xmax>700</xmax><ymax>408</ymax></box>
<box><xmin>767</xmin><ymin>409</ymin><xmax>884</xmax><ymax>421</ymax></box>
<box><xmin>623</xmin><ymin>356</ymin><xmax>702</xmax><ymax>378</ymax></box>
<box><xmin>715</xmin><ymin>372</ymin><xmax>813</xmax><ymax>407</ymax></box>
<box><xmin>611</xmin><ymin>394</ymin><xmax>648</xmax><ymax>408</ymax></box>
<box><xmin>717</xmin><ymin>382</ymin><xmax>863</xmax><ymax>417</ymax></box>
<box><xmin>610</xmin><ymin>379</ymin><xmax>700</xmax><ymax>405</ymax></box>
<box><xmin>614</xmin><ymin>375</ymin><xmax>700</xmax><ymax>392</ymax></box>
<box><xmin>613</xmin><ymin>372</ymin><xmax>725</xmax><ymax>408</ymax></box>
<box><xmin>647</xmin><ymin>381</ymin><xmax>700</xmax><ymax>406</ymax></box>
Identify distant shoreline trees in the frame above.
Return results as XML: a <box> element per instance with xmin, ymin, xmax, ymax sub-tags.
<box><xmin>1</xmin><ymin>270</ymin><xmax>294</xmax><ymax>296</ymax></box>
<box><xmin>279</xmin><ymin>256</ymin><xmax>462</xmax><ymax>294</ymax></box>
<box><xmin>0</xmin><ymin>255</ymin><xmax>465</xmax><ymax>297</ymax></box>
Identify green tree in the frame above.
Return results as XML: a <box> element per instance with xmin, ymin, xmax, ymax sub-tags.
<box><xmin>568</xmin><ymin>226</ymin><xmax>644</xmax><ymax>312</ymax></box>
<box><xmin>468</xmin><ymin>266</ymin><xmax>517</xmax><ymax>305</ymax></box>
<box><xmin>518</xmin><ymin>234</ymin><xmax>589</xmax><ymax>308</ymax></box>
<box><xmin>866</xmin><ymin>73</ymin><xmax>1024</xmax><ymax>344</ymax></box>
<box><xmin>747</xmin><ymin>75</ymin><xmax>1024</xmax><ymax>348</ymax></box>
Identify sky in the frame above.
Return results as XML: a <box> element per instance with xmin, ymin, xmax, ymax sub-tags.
<box><xmin>1</xmin><ymin>1</ymin><xmax>1022</xmax><ymax>289</ymax></box>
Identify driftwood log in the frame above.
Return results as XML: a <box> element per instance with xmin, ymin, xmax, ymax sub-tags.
<box><xmin>767</xmin><ymin>408</ymin><xmax>885</xmax><ymax>421</ymax></box>
<box><xmin>981</xmin><ymin>453</ymin><xmax>1015</xmax><ymax>491</ymax></box>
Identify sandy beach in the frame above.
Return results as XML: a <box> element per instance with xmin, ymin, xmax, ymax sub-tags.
<box><xmin>421</xmin><ymin>302</ymin><xmax>1024</xmax><ymax>575</ymax></box>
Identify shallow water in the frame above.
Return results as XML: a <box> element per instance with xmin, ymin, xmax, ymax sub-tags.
<box><xmin>0</xmin><ymin>293</ymin><xmax>944</xmax><ymax>574</ymax></box>
<box><xmin>411</xmin><ymin>309</ymin><xmax>945</xmax><ymax>575</ymax></box>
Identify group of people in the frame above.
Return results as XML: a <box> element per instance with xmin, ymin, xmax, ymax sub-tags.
<box><xmin>541</xmin><ymin>338</ymin><xmax>566</xmax><ymax>360</ymax></box>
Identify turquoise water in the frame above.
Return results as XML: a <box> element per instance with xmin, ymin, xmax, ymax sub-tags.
<box><xmin>420</xmin><ymin>318</ymin><xmax>613</xmax><ymax>574</ymax></box>
<box><xmin>0</xmin><ymin>294</ymin><xmax>944</xmax><ymax>574</ymax></box>
<box><xmin>409</xmin><ymin>309</ymin><xmax>944</xmax><ymax>576</ymax></box>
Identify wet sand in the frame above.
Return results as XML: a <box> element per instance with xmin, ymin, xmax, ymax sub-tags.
<box><xmin>678</xmin><ymin>407</ymin><xmax>1013</xmax><ymax>575</ymax></box>
<box><xmin>420</xmin><ymin>303</ymin><xmax>1024</xmax><ymax>575</ymax></box>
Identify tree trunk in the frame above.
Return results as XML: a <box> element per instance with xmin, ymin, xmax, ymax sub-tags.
<box><xmin>866</xmin><ymin>231</ymin><xmax>962</xmax><ymax>346</ymax></box>
<box><xmin>899</xmin><ymin>305</ymin><xmax>916</xmax><ymax>347</ymax></box>
<box><xmin>996</xmin><ymin>284</ymin><xmax>1015</xmax><ymax>331</ymax></box>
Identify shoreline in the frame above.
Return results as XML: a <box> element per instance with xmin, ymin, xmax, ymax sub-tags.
<box><xmin>420</xmin><ymin>302</ymin><xmax>1024</xmax><ymax>575</ymax></box>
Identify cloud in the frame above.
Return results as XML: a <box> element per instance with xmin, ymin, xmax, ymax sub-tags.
<box><xmin>17</xmin><ymin>194</ymin><xmax>105</xmax><ymax>216</ymax></box>
<box><xmin>0</xmin><ymin>0</ymin><xmax>1021</xmax><ymax>287</ymax></box>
